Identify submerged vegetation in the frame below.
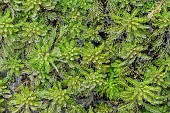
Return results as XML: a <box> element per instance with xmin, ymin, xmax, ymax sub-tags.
<box><xmin>0</xmin><ymin>0</ymin><xmax>170</xmax><ymax>112</ymax></box>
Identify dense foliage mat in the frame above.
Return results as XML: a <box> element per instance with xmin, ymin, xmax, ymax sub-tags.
<box><xmin>0</xmin><ymin>0</ymin><xmax>170</xmax><ymax>113</ymax></box>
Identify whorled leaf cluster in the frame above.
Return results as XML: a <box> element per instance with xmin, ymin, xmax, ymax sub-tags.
<box><xmin>0</xmin><ymin>0</ymin><xmax>170</xmax><ymax>113</ymax></box>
